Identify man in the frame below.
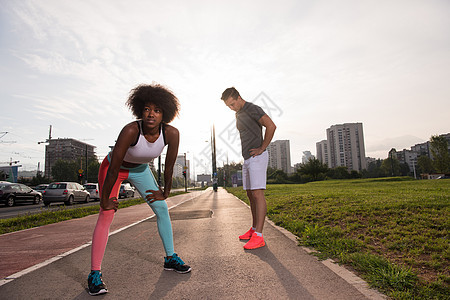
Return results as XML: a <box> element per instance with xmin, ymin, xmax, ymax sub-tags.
<box><xmin>221</xmin><ymin>87</ymin><xmax>276</xmax><ymax>249</ymax></box>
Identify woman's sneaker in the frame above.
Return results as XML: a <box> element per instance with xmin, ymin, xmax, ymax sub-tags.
<box><xmin>88</xmin><ymin>270</ymin><xmax>108</xmax><ymax>295</ymax></box>
<box><xmin>164</xmin><ymin>253</ymin><xmax>192</xmax><ymax>274</ymax></box>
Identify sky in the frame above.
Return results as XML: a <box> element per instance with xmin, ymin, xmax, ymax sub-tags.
<box><xmin>0</xmin><ymin>0</ymin><xmax>449</xmax><ymax>175</ymax></box>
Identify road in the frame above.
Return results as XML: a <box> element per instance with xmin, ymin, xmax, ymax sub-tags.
<box><xmin>0</xmin><ymin>188</ymin><xmax>189</xmax><ymax>219</ymax></box>
<box><xmin>0</xmin><ymin>196</ymin><xmax>136</xmax><ymax>219</ymax></box>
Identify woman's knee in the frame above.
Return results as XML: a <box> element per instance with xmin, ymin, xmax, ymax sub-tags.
<box><xmin>148</xmin><ymin>200</ymin><xmax>169</xmax><ymax>214</ymax></box>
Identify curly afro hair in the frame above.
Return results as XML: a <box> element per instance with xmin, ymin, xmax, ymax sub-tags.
<box><xmin>126</xmin><ymin>83</ymin><xmax>180</xmax><ymax>123</ymax></box>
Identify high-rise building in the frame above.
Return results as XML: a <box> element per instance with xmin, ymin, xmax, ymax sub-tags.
<box><xmin>174</xmin><ymin>154</ymin><xmax>190</xmax><ymax>179</ymax></box>
<box><xmin>323</xmin><ymin>123</ymin><xmax>367</xmax><ymax>171</ymax></box>
<box><xmin>315</xmin><ymin>140</ymin><xmax>329</xmax><ymax>166</ymax></box>
<box><xmin>267</xmin><ymin>140</ymin><xmax>292</xmax><ymax>173</ymax></box>
<box><xmin>45</xmin><ymin>138</ymin><xmax>96</xmax><ymax>179</ymax></box>
<box><xmin>302</xmin><ymin>151</ymin><xmax>315</xmax><ymax>164</ymax></box>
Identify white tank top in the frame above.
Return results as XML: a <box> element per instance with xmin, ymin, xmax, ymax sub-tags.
<box><xmin>123</xmin><ymin>121</ymin><xmax>166</xmax><ymax>164</ymax></box>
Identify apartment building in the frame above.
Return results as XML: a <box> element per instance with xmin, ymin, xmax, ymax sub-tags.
<box><xmin>328</xmin><ymin>123</ymin><xmax>367</xmax><ymax>171</ymax></box>
<box><xmin>45</xmin><ymin>138</ymin><xmax>96</xmax><ymax>178</ymax></box>
<box><xmin>267</xmin><ymin>140</ymin><xmax>292</xmax><ymax>174</ymax></box>
<box><xmin>315</xmin><ymin>140</ymin><xmax>329</xmax><ymax>166</ymax></box>
<box><xmin>302</xmin><ymin>151</ymin><xmax>315</xmax><ymax>164</ymax></box>
<box><xmin>316</xmin><ymin>123</ymin><xmax>367</xmax><ymax>171</ymax></box>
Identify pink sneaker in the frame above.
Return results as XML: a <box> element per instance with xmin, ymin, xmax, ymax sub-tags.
<box><xmin>238</xmin><ymin>228</ymin><xmax>255</xmax><ymax>240</ymax></box>
<box><xmin>244</xmin><ymin>233</ymin><xmax>265</xmax><ymax>249</ymax></box>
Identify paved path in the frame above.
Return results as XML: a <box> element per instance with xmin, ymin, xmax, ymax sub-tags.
<box><xmin>0</xmin><ymin>188</ymin><xmax>386</xmax><ymax>299</ymax></box>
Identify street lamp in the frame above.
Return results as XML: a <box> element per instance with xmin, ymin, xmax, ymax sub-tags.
<box><xmin>183</xmin><ymin>152</ymin><xmax>187</xmax><ymax>192</ymax></box>
<box><xmin>186</xmin><ymin>151</ymin><xmax>196</xmax><ymax>188</ymax></box>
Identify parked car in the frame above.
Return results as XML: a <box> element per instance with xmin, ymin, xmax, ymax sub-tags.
<box><xmin>84</xmin><ymin>183</ymin><xmax>100</xmax><ymax>201</ymax></box>
<box><xmin>33</xmin><ymin>184</ymin><xmax>49</xmax><ymax>192</ymax></box>
<box><xmin>0</xmin><ymin>182</ymin><xmax>42</xmax><ymax>207</ymax></box>
<box><xmin>43</xmin><ymin>182</ymin><xmax>90</xmax><ymax>206</ymax></box>
<box><xmin>119</xmin><ymin>183</ymin><xmax>135</xmax><ymax>198</ymax></box>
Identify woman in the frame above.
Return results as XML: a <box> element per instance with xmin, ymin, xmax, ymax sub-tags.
<box><xmin>88</xmin><ymin>84</ymin><xmax>191</xmax><ymax>296</ymax></box>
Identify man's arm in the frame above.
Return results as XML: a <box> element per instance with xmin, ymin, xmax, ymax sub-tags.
<box><xmin>249</xmin><ymin>114</ymin><xmax>276</xmax><ymax>157</ymax></box>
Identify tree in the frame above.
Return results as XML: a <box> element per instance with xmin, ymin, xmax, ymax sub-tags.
<box><xmin>399</xmin><ymin>162</ymin><xmax>411</xmax><ymax>176</ymax></box>
<box><xmin>299</xmin><ymin>158</ymin><xmax>328</xmax><ymax>181</ymax></box>
<box><xmin>51</xmin><ymin>159</ymin><xmax>79</xmax><ymax>182</ymax></box>
<box><xmin>86</xmin><ymin>158</ymin><xmax>101</xmax><ymax>183</ymax></box>
<box><xmin>350</xmin><ymin>170</ymin><xmax>361</xmax><ymax>179</ymax></box>
<box><xmin>417</xmin><ymin>155</ymin><xmax>434</xmax><ymax>174</ymax></box>
<box><xmin>430</xmin><ymin>135</ymin><xmax>450</xmax><ymax>173</ymax></box>
<box><xmin>30</xmin><ymin>171</ymin><xmax>49</xmax><ymax>186</ymax></box>
<box><xmin>361</xmin><ymin>159</ymin><xmax>384</xmax><ymax>178</ymax></box>
<box><xmin>327</xmin><ymin>166</ymin><xmax>350</xmax><ymax>179</ymax></box>
<box><xmin>218</xmin><ymin>162</ymin><xmax>242</xmax><ymax>186</ymax></box>
<box><xmin>272</xmin><ymin>169</ymin><xmax>289</xmax><ymax>183</ymax></box>
<box><xmin>381</xmin><ymin>157</ymin><xmax>401</xmax><ymax>176</ymax></box>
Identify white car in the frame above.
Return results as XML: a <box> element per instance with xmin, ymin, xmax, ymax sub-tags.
<box><xmin>119</xmin><ymin>183</ymin><xmax>135</xmax><ymax>198</ymax></box>
<box><xmin>84</xmin><ymin>183</ymin><xmax>100</xmax><ymax>201</ymax></box>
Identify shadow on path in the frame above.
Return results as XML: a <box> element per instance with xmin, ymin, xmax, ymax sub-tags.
<box><xmin>245</xmin><ymin>245</ymin><xmax>315</xmax><ymax>300</ymax></box>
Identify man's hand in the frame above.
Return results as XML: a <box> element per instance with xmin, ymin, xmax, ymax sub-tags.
<box><xmin>101</xmin><ymin>197</ymin><xmax>119</xmax><ymax>212</ymax></box>
<box><xmin>249</xmin><ymin>147</ymin><xmax>265</xmax><ymax>157</ymax></box>
<box><xmin>146</xmin><ymin>189</ymin><xmax>167</xmax><ymax>203</ymax></box>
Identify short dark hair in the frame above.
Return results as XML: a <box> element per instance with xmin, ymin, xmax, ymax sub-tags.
<box><xmin>221</xmin><ymin>87</ymin><xmax>240</xmax><ymax>101</ymax></box>
<box><xmin>126</xmin><ymin>84</ymin><xmax>180</xmax><ymax>123</ymax></box>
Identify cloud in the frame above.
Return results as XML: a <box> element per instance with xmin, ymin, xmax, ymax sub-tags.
<box><xmin>366</xmin><ymin>135</ymin><xmax>426</xmax><ymax>153</ymax></box>
<box><xmin>1</xmin><ymin>0</ymin><xmax>449</xmax><ymax>169</ymax></box>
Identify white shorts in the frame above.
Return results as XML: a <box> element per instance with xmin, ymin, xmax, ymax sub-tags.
<box><xmin>242</xmin><ymin>151</ymin><xmax>269</xmax><ymax>190</ymax></box>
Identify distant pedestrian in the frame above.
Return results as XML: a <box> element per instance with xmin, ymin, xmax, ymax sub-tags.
<box><xmin>220</xmin><ymin>87</ymin><xmax>276</xmax><ymax>249</ymax></box>
<box><xmin>88</xmin><ymin>84</ymin><xmax>191</xmax><ymax>296</ymax></box>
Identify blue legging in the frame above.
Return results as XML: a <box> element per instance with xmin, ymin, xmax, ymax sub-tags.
<box><xmin>91</xmin><ymin>154</ymin><xmax>174</xmax><ymax>270</ymax></box>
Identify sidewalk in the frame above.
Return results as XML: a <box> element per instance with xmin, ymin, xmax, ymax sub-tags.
<box><xmin>0</xmin><ymin>188</ymin><xmax>386</xmax><ymax>299</ymax></box>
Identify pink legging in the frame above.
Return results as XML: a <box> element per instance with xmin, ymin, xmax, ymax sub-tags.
<box><xmin>91</xmin><ymin>155</ymin><xmax>174</xmax><ymax>271</ymax></box>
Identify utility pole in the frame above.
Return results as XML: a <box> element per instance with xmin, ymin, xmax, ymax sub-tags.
<box><xmin>211</xmin><ymin>125</ymin><xmax>217</xmax><ymax>192</ymax></box>
<box><xmin>85</xmin><ymin>144</ymin><xmax>88</xmax><ymax>183</ymax></box>
<box><xmin>38</xmin><ymin>125</ymin><xmax>52</xmax><ymax>180</ymax></box>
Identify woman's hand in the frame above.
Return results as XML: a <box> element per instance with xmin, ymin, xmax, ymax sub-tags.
<box><xmin>101</xmin><ymin>197</ymin><xmax>119</xmax><ymax>211</ymax></box>
<box><xmin>145</xmin><ymin>189</ymin><xmax>166</xmax><ymax>203</ymax></box>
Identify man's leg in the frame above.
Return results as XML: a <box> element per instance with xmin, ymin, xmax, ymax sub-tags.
<box><xmin>238</xmin><ymin>160</ymin><xmax>256</xmax><ymax>240</ymax></box>
<box><xmin>249</xmin><ymin>189</ymin><xmax>267</xmax><ymax>233</ymax></box>
<box><xmin>246</xmin><ymin>190</ymin><xmax>257</xmax><ymax>229</ymax></box>
<box><xmin>243</xmin><ymin>189</ymin><xmax>267</xmax><ymax>249</ymax></box>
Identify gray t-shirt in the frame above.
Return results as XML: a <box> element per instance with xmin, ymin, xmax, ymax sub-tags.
<box><xmin>236</xmin><ymin>102</ymin><xmax>266</xmax><ymax>160</ymax></box>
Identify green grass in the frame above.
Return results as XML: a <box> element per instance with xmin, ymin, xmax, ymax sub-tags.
<box><xmin>226</xmin><ymin>178</ymin><xmax>450</xmax><ymax>300</ymax></box>
<box><xmin>0</xmin><ymin>191</ymin><xmax>187</xmax><ymax>235</ymax></box>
